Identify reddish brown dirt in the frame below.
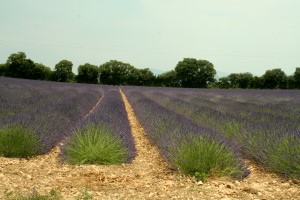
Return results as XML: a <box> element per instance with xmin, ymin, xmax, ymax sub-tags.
<box><xmin>0</xmin><ymin>90</ymin><xmax>299</xmax><ymax>199</ymax></box>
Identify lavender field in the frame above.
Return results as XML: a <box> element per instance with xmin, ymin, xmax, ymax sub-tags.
<box><xmin>1</xmin><ymin>77</ymin><xmax>299</xmax><ymax>180</ymax></box>
<box><xmin>122</xmin><ymin>86</ymin><xmax>300</xmax><ymax>179</ymax></box>
<box><xmin>0</xmin><ymin>77</ymin><xmax>135</xmax><ymax>160</ymax></box>
<box><xmin>61</xmin><ymin>87</ymin><xmax>136</xmax><ymax>163</ymax></box>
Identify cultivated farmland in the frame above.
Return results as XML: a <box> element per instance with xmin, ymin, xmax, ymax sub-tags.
<box><xmin>0</xmin><ymin>78</ymin><xmax>300</xmax><ymax>199</ymax></box>
<box><xmin>123</xmin><ymin>86</ymin><xmax>300</xmax><ymax>179</ymax></box>
<box><xmin>0</xmin><ymin>77</ymin><xmax>104</xmax><ymax>154</ymax></box>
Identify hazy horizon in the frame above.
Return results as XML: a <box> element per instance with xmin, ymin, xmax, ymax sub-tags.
<box><xmin>1</xmin><ymin>0</ymin><xmax>299</xmax><ymax>76</ymax></box>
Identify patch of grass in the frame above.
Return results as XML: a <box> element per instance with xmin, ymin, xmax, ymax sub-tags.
<box><xmin>4</xmin><ymin>189</ymin><xmax>61</xmax><ymax>200</ymax></box>
<box><xmin>169</xmin><ymin>136</ymin><xmax>246</xmax><ymax>181</ymax></box>
<box><xmin>0</xmin><ymin>125</ymin><xmax>41</xmax><ymax>158</ymax></box>
<box><xmin>75</xmin><ymin>189</ymin><xmax>93</xmax><ymax>200</ymax></box>
<box><xmin>64</xmin><ymin>124</ymin><xmax>128</xmax><ymax>165</ymax></box>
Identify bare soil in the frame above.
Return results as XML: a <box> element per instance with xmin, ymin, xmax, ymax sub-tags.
<box><xmin>0</xmin><ymin>90</ymin><xmax>299</xmax><ymax>199</ymax></box>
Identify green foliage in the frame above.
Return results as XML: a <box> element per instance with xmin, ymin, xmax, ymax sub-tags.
<box><xmin>222</xmin><ymin>122</ymin><xmax>242</xmax><ymax>139</ymax></box>
<box><xmin>216</xmin><ymin>77</ymin><xmax>230</xmax><ymax>89</ymax></box>
<box><xmin>236</xmin><ymin>73</ymin><xmax>253</xmax><ymax>88</ymax></box>
<box><xmin>169</xmin><ymin>136</ymin><xmax>245</xmax><ymax>181</ymax></box>
<box><xmin>4</xmin><ymin>189</ymin><xmax>95</xmax><ymax>200</ymax></box>
<box><xmin>262</xmin><ymin>68</ymin><xmax>287</xmax><ymax>89</ymax></box>
<box><xmin>75</xmin><ymin>189</ymin><xmax>93</xmax><ymax>200</ymax></box>
<box><xmin>266</xmin><ymin>135</ymin><xmax>300</xmax><ymax>179</ymax></box>
<box><xmin>2</xmin><ymin>51</ymin><xmax>298</xmax><ymax>89</ymax></box>
<box><xmin>53</xmin><ymin>60</ymin><xmax>74</xmax><ymax>82</ymax></box>
<box><xmin>194</xmin><ymin>171</ymin><xmax>207</xmax><ymax>182</ymax></box>
<box><xmin>286</xmin><ymin>75</ymin><xmax>295</xmax><ymax>89</ymax></box>
<box><xmin>64</xmin><ymin>124</ymin><xmax>128</xmax><ymax>165</ymax></box>
<box><xmin>0</xmin><ymin>63</ymin><xmax>7</xmax><ymax>76</ymax></box>
<box><xmin>294</xmin><ymin>67</ymin><xmax>300</xmax><ymax>89</ymax></box>
<box><xmin>77</xmin><ymin>63</ymin><xmax>99</xmax><ymax>84</ymax></box>
<box><xmin>5</xmin><ymin>189</ymin><xmax>61</xmax><ymax>200</ymax></box>
<box><xmin>136</xmin><ymin>68</ymin><xmax>155</xmax><ymax>86</ymax></box>
<box><xmin>34</xmin><ymin>63</ymin><xmax>52</xmax><ymax>80</ymax></box>
<box><xmin>217</xmin><ymin>73</ymin><xmax>253</xmax><ymax>89</ymax></box>
<box><xmin>215</xmin><ymin>68</ymin><xmax>300</xmax><ymax>89</ymax></box>
<box><xmin>6</xmin><ymin>52</ymin><xmax>37</xmax><ymax>79</ymax></box>
<box><xmin>251</xmin><ymin>76</ymin><xmax>263</xmax><ymax>89</ymax></box>
<box><xmin>99</xmin><ymin>60</ymin><xmax>153</xmax><ymax>85</ymax></box>
<box><xmin>238</xmin><ymin>131</ymin><xmax>300</xmax><ymax>179</ymax></box>
<box><xmin>125</xmin><ymin>67</ymin><xmax>140</xmax><ymax>85</ymax></box>
<box><xmin>4</xmin><ymin>52</ymin><xmax>52</xmax><ymax>80</ymax></box>
<box><xmin>227</xmin><ymin>73</ymin><xmax>240</xmax><ymax>88</ymax></box>
<box><xmin>156</xmin><ymin>70</ymin><xmax>179</xmax><ymax>87</ymax></box>
<box><xmin>99</xmin><ymin>60</ymin><xmax>132</xmax><ymax>85</ymax></box>
<box><xmin>0</xmin><ymin>125</ymin><xmax>41</xmax><ymax>158</ymax></box>
<box><xmin>175</xmin><ymin>58</ymin><xmax>216</xmax><ymax>88</ymax></box>
<box><xmin>5</xmin><ymin>52</ymin><xmax>27</xmax><ymax>77</ymax></box>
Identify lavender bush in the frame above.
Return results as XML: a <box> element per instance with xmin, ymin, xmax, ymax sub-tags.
<box><xmin>0</xmin><ymin>124</ymin><xmax>41</xmax><ymax>158</ymax></box>
<box><xmin>63</xmin><ymin>124</ymin><xmax>129</xmax><ymax>165</ymax></box>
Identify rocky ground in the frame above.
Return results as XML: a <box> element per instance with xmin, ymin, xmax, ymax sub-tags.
<box><xmin>0</xmin><ymin>91</ymin><xmax>299</xmax><ymax>200</ymax></box>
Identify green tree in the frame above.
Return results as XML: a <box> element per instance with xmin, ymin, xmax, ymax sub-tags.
<box><xmin>0</xmin><ymin>64</ymin><xmax>7</xmax><ymax>76</ymax></box>
<box><xmin>237</xmin><ymin>72</ymin><xmax>254</xmax><ymax>89</ymax></box>
<box><xmin>76</xmin><ymin>63</ymin><xmax>99</xmax><ymax>84</ymax></box>
<box><xmin>34</xmin><ymin>63</ymin><xmax>53</xmax><ymax>80</ymax></box>
<box><xmin>294</xmin><ymin>68</ymin><xmax>300</xmax><ymax>89</ymax></box>
<box><xmin>217</xmin><ymin>77</ymin><xmax>230</xmax><ymax>89</ymax></box>
<box><xmin>225</xmin><ymin>73</ymin><xmax>253</xmax><ymax>88</ymax></box>
<box><xmin>156</xmin><ymin>70</ymin><xmax>179</xmax><ymax>87</ymax></box>
<box><xmin>227</xmin><ymin>73</ymin><xmax>240</xmax><ymax>88</ymax></box>
<box><xmin>126</xmin><ymin>67</ymin><xmax>140</xmax><ymax>85</ymax></box>
<box><xmin>5</xmin><ymin>52</ymin><xmax>37</xmax><ymax>79</ymax></box>
<box><xmin>175</xmin><ymin>58</ymin><xmax>216</xmax><ymax>88</ymax></box>
<box><xmin>286</xmin><ymin>75</ymin><xmax>295</xmax><ymax>89</ymax></box>
<box><xmin>99</xmin><ymin>60</ymin><xmax>135</xmax><ymax>85</ymax></box>
<box><xmin>262</xmin><ymin>68</ymin><xmax>287</xmax><ymax>89</ymax></box>
<box><xmin>251</xmin><ymin>76</ymin><xmax>263</xmax><ymax>89</ymax></box>
<box><xmin>136</xmin><ymin>68</ymin><xmax>156</xmax><ymax>86</ymax></box>
<box><xmin>53</xmin><ymin>60</ymin><xmax>74</xmax><ymax>82</ymax></box>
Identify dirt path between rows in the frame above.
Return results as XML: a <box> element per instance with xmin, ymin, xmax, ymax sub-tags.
<box><xmin>85</xmin><ymin>95</ymin><xmax>104</xmax><ymax>119</ymax></box>
<box><xmin>0</xmin><ymin>90</ymin><xmax>299</xmax><ymax>199</ymax></box>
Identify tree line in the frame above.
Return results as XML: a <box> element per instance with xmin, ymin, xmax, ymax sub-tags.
<box><xmin>0</xmin><ymin>51</ymin><xmax>299</xmax><ymax>89</ymax></box>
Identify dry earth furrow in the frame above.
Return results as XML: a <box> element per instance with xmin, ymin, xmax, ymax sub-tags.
<box><xmin>84</xmin><ymin>95</ymin><xmax>104</xmax><ymax>119</ymax></box>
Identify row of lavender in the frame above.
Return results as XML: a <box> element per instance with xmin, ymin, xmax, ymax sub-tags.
<box><xmin>0</xmin><ymin>77</ymin><xmax>105</xmax><ymax>154</ymax></box>
<box><xmin>63</xmin><ymin>87</ymin><xmax>136</xmax><ymax>163</ymax></box>
<box><xmin>122</xmin><ymin>87</ymin><xmax>249</xmax><ymax>179</ymax></box>
<box><xmin>0</xmin><ymin>78</ymin><xmax>135</xmax><ymax>161</ymax></box>
<box><xmin>142</xmin><ymin>88</ymin><xmax>300</xmax><ymax>139</ymax></box>
<box><xmin>123</xmin><ymin>86</ymin><xmax>300</xmax><ymax>179</ymax></box>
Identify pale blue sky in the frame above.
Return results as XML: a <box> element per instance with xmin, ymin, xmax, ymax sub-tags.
<box><xmin>0</xmin><ymin>0</ymin><xmax>299</xmax><ymax>76</ymax></box>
